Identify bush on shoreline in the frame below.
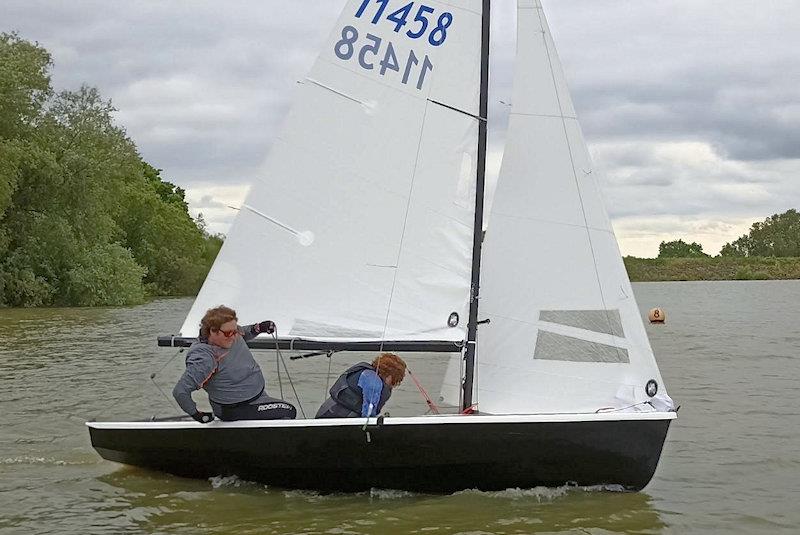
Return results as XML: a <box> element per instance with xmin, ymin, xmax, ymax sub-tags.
<box><xmin>0</xmin><ymin>33</ymin><xmax>222</xmax><ymax>307</ymax></box>
<box><xmin>624</xmin><ymin>256</ymin><xmax>800</xmax><ymax>282</ymax></box>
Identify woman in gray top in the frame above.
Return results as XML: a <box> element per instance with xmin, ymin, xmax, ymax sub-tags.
<box><xmin>172</xmin><ymin>305</ymin><xmax>296</xmax><ymax>423</ymax></box>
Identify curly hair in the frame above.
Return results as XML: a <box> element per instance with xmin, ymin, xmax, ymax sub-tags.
<box><xmin>372</xmin><ymin>353</ymin><xmax>406</xmax><ymax>386</ymax></box>
<box><xmin>199</xmin><ymin>305</ymin><xmax>238</xmax><ymax>338</ymax></box>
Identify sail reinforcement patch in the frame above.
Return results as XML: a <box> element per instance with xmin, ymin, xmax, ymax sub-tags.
<box><xmin>534</xmin><ymin>330</ymin><xmax>629</xmax><ymax>363</ymax></box>
<box><xmin>539</xmin><ymin>310</ymin><xmax>625</xmax><ymax>338</ymax></box>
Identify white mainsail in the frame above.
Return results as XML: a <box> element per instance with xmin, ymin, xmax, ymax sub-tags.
<box><xmin>182</xmin><ymin>0</ymin><xmax>484</xmax><ymax>344</ymax></box>
<box><xmin>460</xmin><ymin>0</ymin><xmax>672</xmax><ymax>414</ymax></box>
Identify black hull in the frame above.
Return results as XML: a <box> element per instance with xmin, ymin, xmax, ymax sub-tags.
<box><xmin>89</xmin><ymin>416</ymin><xmax>672</xmax><ymax>493</ymax></box>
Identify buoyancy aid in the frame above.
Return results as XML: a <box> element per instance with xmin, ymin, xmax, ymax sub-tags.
<box><xmin>318</xmin><ymin>362</ymin><xmax>392</xmax><ymax>418</ymax></box>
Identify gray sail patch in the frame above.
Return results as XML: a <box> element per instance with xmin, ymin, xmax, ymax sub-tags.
<box><xmin>539</xmin><ymin>310</ymin><xmax>624</xmax><ymax>338</ymax></box>
<box><xmin>289</xmin><ymin>320</ymin><xmax>382</xmax><ymax>340</ymax></box>
<box><xmin>534</xmin><ymin>330</ymin><xmax>629</xmax><ymax>363</ymax></box>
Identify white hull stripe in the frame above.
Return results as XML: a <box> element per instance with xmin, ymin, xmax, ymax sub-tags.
<box><xmin>87</xmin><ymin>411</ymin><xmax>676</xmax><ymax>430</ymax></box>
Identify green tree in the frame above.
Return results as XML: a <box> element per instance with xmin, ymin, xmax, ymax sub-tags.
<box><xmin>0</xmin><ymin>33</ymin><xmax>52</xmax><ymax>228</ymax></box>
<box><xmin>719</xmin><ymin>209</ymin><xmax>800</xmax><ymax>257</ymax></box>
<box><xmin>142</xmin><ymin>162</ymin><xmax>189</xmax><ymax>214</ymax></box>
<box><xmin>658</xmin><ymin>239</ymin><xmax>709</xmax><ymax>258</ymax></box>
<box><xmin>64</xmin><ymin>243</ymin><xmax>147</xmax><ymax>306</ymax></box>
<box><xmin>0</xmin><ymin>32</ymin><xmax>52</xmax><ymax>139</ymax></box>
<box><xmin>0</xmin><ymin>33</ymin><xmax>224</xmax><ymax>307</ymax></box>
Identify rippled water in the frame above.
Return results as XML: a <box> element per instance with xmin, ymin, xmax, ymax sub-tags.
<box><xmin>1</xmin><ymin>281</ymin><xmax>799</xmax><ymax>534</ymax></box>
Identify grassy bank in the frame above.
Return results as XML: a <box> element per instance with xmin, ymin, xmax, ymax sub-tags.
<box><xmin>624</xmin><ymin>257</ymin><xmax>800</xmax><ymax>282</ymax></box>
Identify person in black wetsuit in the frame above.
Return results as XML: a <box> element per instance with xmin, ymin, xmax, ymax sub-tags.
<box><xmin>315</xmin><ymin>353</ymin><xmax>406</xmax><ymax>418</ymax></box>
<box><xmin>172</xmin><ymin>305</ymin><xmax>296</xmax><ymax>423</ymax></box>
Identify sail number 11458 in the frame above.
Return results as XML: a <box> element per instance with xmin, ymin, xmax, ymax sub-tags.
<box><xmin>335</xmin><ymin>26</ymin><xmax>434</xmax><ymax>90</ymax></box>
<box><xmin>355</xmin><ymin>0</ymin><xmax>453</xmax><ymax>46</ymax></box>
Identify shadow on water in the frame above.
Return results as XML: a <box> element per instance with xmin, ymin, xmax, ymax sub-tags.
<box><xmin>96</xmin><ymin>467</ymin><xmax>666</xmax><ymax>535</ymax></box>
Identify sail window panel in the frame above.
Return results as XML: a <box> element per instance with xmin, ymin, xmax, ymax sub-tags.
<box><xmin>539</xmin><ymin>309</ymin><xmax>625</xmax><ymax>338</ymax></box>
<box><xmin>533</xmin><ymin>330</ymin><xmax>630</xmax><ymax>364</ymax></box>
<box><xmin>479</xmin><ymin>214</ymin><xmax>605</xmax><ymax>326</ymax></box>
<box><xmin>562</xmin><ymin>118</ymin><xmax>614</xmax><ymax>233</ymax></box>
<box><xmin>511</xmin><ymin>2</ymin><xmax>562</xmax><ymax>118</ymax></box>
<box><xmin>475</xmin><ymin>316</ymin><xmax>632</xmax><ymax>413</ymax></box>
<box><xmin>491</xmin><ymin>115</ymin><xmax>587</xmax><ymax>228</ymax></box>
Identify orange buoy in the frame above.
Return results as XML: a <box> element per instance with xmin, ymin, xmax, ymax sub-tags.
<box><xmin>648</xmin><ymin>308</ymin><xmax>666</xmax><ymax>324</ymax></box>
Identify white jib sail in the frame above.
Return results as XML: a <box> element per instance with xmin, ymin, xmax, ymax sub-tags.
<box><xmin>470</xmin><ymin>0</ymin><xmax>673</xmax><ymax>414</ymax></box>
<box><xmin>181</xmin><ymin>0</ymin><xmax>484</xmax><ymax>344</ymax></box>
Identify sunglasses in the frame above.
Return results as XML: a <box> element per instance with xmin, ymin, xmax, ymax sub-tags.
<box><xmin>215</xmin><ymin>328</ymin><xmax>240</xmax><ymax>338</ymax></box>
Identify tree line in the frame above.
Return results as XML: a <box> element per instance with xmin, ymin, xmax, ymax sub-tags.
<box><xmin>657</xmin><ymin>209</ymin><xmax>800</xmax><ymax>259</ymax></box>
<box><xmin>0</xmin><ymin>33</ymin><xmax>222</xmax><ymax>307</ymax></box>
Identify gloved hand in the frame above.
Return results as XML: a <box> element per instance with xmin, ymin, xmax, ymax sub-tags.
<box><xmin>256</xmin><ymin>320</ymin><xmax>276</xmax><ymax>334</ymax></box>
<box><xmin>192</xmin><ymin>411</ymin><xmax>214</xmax><ymax>424</ymax></box>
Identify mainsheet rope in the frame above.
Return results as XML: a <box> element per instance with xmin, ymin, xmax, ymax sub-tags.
<box><xmin>272</xmin><ymin>330</ymin><xmax>307</xmax><ymax>418</ymax></box>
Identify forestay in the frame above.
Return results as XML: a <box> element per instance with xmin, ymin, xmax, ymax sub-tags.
<box><xmin>181</xmin><ymin>0</ymin><xmax>484</xmax><ymax>345</ymax></box>
<box><xmin>453</xmin><ymin>0</ymin><xmax>673</xmax><ymax>414</ymax></box>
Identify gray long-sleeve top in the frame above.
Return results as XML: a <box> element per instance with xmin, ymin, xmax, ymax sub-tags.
<box><xmin>172</xmin><ymin>324</ymin><xmax>266</xmax><ymax>415</ymax></box>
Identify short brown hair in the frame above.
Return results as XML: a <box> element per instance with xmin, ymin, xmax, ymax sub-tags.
<box><xmin>372</xmin><ymin>353</ymin><xmax>406</xmax><ymax>385</ymax></box>
<box><xmin>199</xmin><ymin>305</ymin><xmax>237</xmax><ymax>338</ymax></box>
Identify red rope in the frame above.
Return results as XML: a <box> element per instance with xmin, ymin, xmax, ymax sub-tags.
<box><xmin>406</xmin><ymin>369</ymin><xmax>440</xmax><ymax>415</ymax></box>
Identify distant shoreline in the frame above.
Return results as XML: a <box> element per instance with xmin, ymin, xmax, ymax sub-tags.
<box><xmin>624</xmin><ymin>257</ymin><xmax>800</xmax><ymax>282</ymax></box>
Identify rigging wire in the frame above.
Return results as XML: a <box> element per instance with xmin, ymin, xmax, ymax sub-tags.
<box><xmin>149</xmin><ymin>348</ymin><xmax>185</xmax><ymax>414</ymax></box>
<box><xmin>272</xmin><ymin>330</ymin><xmax>306</xmax><ymax>418</ymax></box>
<box><xmin>90</xmin><ymin>348</ymin><xmax>185</xmax><ymax>421</ymax></box>
<box><xmin>151</xmin><ymin>377</ymin><xmax>182</xmax><ymax>414</ymax></box>
<box><xmin>276</xmin><ymin>341</ymin><xmax>284</xmax><ymax>400</ymax></box>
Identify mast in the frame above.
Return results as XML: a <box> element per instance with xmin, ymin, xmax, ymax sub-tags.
<box><xmin>462</xmin><ymin>0</ymin><xmax>491</xmax><ymax>411</ymax></box>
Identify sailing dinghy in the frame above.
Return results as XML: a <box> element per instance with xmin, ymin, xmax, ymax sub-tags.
<box><xmin>88</xmin><ymin>0</ymin><xmax>676</xmax><ymax>492</ymax></box>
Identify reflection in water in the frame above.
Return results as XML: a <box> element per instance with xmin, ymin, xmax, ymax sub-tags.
<box><xmin>98</xmin><ymin>468</ymin><xmax>665</xmax><ymax>534</ymax></box>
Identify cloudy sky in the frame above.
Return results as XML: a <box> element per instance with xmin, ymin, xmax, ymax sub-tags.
<box><xmin>4</xmin><ymin>0</ymin><xmax>799</xmax><ymax>257</ymax></box>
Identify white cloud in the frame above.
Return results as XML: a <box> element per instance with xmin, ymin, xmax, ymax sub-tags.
<box><xmin>185</xmin><ymin>184</ymin><xmax>250</xmax><ymax>235</ymax></box>
<box><xmin>3</xmin><ymin>0</ymin><xmax>799</xmax><ymax>256</ymax></box>
<box><xmin>613</xmin><ymin>216</ymin><xmax>756</xmax><ymax>258</ymax></box>
<box><xmin>591</xmin><ymin>140</ymin><xmax>799</xmax><ymax>223</ymax></box>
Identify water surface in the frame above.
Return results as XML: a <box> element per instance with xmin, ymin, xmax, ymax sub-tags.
<box><xmin>1</xmin><ymin>281</ymin><xmax>798</xmax><ymax>534</ymax></box>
